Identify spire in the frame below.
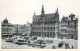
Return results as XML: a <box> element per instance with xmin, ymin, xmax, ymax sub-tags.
<box><xmin>55</xmin><ymin>6</ymin><xmax>59</xmax><ymax>17</ymax></box>
<box><xmin>41</xmin><ymin>4</ymin><xmax>45</xmax><ymax>17</ymax></box>
<box><xmin>42</xmin><ymin>1</ymin><xmax>44</xmax><ymax>12</ymax></box>
<box><xmin>34</xmin><ymin>11</ymin><xmax>35</xmax><ymax>16</ymax></box>
<box><xmin>42</xmin><ymin>5</ymin><xmax>44</xmax><ymax>11</ymax></box>
<box><xmin>56</xmin><ymin>6</ymin><xmax>58</xmax><ymax>13</ymax></box>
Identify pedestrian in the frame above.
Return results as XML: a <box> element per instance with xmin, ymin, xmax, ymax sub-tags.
<box><xmin>67</xmin><ymin>43</ymin><xmax>70</xmax><ymax>49</ymax></box>
<box><xmin>65</xmin><ymin>43</ymin><xmax>67</xmax><ymax>49</ymax></box>
<box><xmin>72</xmin><ymin>45</ymin><xmax>73</xmax><ymax>49</ymax></box>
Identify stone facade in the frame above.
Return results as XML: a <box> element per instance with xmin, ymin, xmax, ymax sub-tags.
<box><xmin>1</xmin><ymin>19</ymin><xmax>31</xmax><ymax>38</ymax></box>
<box><xmin>60</xmin><ymin>14</ymin><xmax>78</xmax><ymax>39</ymax></box>
<box><xmin>13</xmin><ymin>22</ymin><xmax>31</xmax><ymax>36</ymax></box>
<box><xmin>1</xmin><ymin>18</ymin><xmax>15</xmax><ymax>38</ymax></box>
<box><xmin>31</xmin><ymin>5</ymin><xmax>59</xmax><ymax>38</ymax></box>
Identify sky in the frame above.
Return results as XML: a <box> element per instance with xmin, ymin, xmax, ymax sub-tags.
<box><xmin>1</xmin><ymin>0</ymin><xmax>80</xmax><ymax>24</ymax></box>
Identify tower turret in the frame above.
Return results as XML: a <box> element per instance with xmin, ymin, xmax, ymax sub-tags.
<box><xmin>41</xmin><ymin>5</ymin><xmax>45</xmax><ymax>17</ymax></box>
<box><xmin>34</xmin><ymin>11</ymin><xmax>35</xmax><ymax>16</ymax></box>
<box><xmin>55</xmin><ymin>7</ymin><xmax>59</xmax><ymax>17</ymax></box>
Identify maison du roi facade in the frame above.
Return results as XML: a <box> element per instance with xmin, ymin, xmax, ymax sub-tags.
<box><xmin>31</xmin><ymin>5</ymin><xmax>59</xmax><ymax>38</ymax></box>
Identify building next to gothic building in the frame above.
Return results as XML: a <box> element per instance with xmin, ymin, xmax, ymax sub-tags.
<box><xmin>60</xmin><ymin>16</ymin><xmax>68</xmax><ymax>39</ymax></box>
<box><xmin>26</xmin><ymin>22</ymin><xmax>31</xmax><ymax>36</ymax></box>
<box><xmin>31</xmin><ymin>5</ymin><xmax>59</xmax><ymax>38</ymax></box>
<box><xmin>1</xmin><ymin>18</ymin><xmax>31</xmax><ymax>38</ymax></box>
<box><xmin>1</xmin><ymin>18</ymin><xmax>15</xmax><ymax>38</ymax></box>
<box><xmin>13</xmin><ymin>22</ymin><xmax>31</xmax><ymax>36</ymax></box>
<box><xmin>60</xmin><ymin>14</ymin><xmax>78</xmax><ymax>39</ymax></box>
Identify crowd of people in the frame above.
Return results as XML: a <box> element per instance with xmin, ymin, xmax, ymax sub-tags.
<box><xmin>65</xmin><ymin>43</ymin><xmax>73</xmax><ymax>49</ymax></box>
<box><xmin>58</xmin><ymin>41</ymin><xmax>74</xmax><ymax>49</ymax></box>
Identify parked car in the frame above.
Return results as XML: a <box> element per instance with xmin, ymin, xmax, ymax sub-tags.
<box><xmin>15</xmin><ymin>40</ymin><xmax>27</xmax><ymax>45</ymax></box>
<box><xmin>5</xmin><ymin>38</ymin><xmax>13</xmax><ymax>42</ymax></box>
<box><xmin>14</xmin><ymin>36</ymin><xmax>27</xmax><ymax>45</ymax></box>
<box><xmin>24</xmin><ymin>36</ymin><xmax>29</xmax><ymax>40</ymax></box>
<box><xmin>33</xmin><ymin>37</ymin><xmax>37</xmax><ymax>40</ymax></box>
<box><xmin>42</xmin><ymin>40</ymin><xmax>53</xmax><ymax>44</ymax></box>
<box><xmin>40</xmin><ymin>44</ymin><xmax>46</xmax><ymax>48</ymax></box>
<box><xmin>63</xmin><ymin>37</ymin><xmax>67</xmax><ymax>39</ymax></box>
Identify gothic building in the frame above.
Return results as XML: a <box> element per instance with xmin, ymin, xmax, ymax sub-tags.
<box><xmin>31</xmin><ymin>5</ymin><xmax>59</xmax><ymax>38</ymax></box>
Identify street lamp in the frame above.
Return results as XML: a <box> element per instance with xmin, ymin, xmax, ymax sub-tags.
<box><xmin>15</xmin><ymin>25</ymin><xmax>19</xmax><ymax>36</ymax></box>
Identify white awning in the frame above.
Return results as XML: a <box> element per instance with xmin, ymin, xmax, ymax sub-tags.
<box><xmin>2</xmin><ymin>34</ymin><xmax>8</xmax><ymax>35</ymax></box>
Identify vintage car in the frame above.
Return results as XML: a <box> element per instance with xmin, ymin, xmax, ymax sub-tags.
<box><xmin>15</xmin><ymin>40</ymin><xmax>27</xmax><ymax>45</ymax></box>
<box><xmin>41</xmin><ymin>40</ymin><xmax>53</xmax><ymax>44</ymax></box>
<box><xmin>40</xmin><ymin>44</ymin><xmax>46</xmax><ymax>48</ymax></box>
<box><xmin>14</xmin><ymin>36</ymin><xmax>27</xmax><ymax>45</ymax></box>
<box><xmin>5</xmin><ymin>38</ymin><xmax>13</xmax><ymax>42</ymax></box>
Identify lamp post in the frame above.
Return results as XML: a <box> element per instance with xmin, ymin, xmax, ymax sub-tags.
<box><xmin>16</xmin><ymin>25</ymin><xmax>18</xmax><ymax>36</ymax></box>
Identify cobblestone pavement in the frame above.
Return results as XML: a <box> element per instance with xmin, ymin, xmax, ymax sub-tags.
<box><xmin>2</xmin><ymin>39</ymin><xmax>78</xmax><ymax>49</ymax></box>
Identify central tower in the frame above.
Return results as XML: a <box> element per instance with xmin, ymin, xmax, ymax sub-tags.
<box><xmin>41</xmin><ymin>5</ymin><xmax>45</xmax><ymax>17</ymax></box>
